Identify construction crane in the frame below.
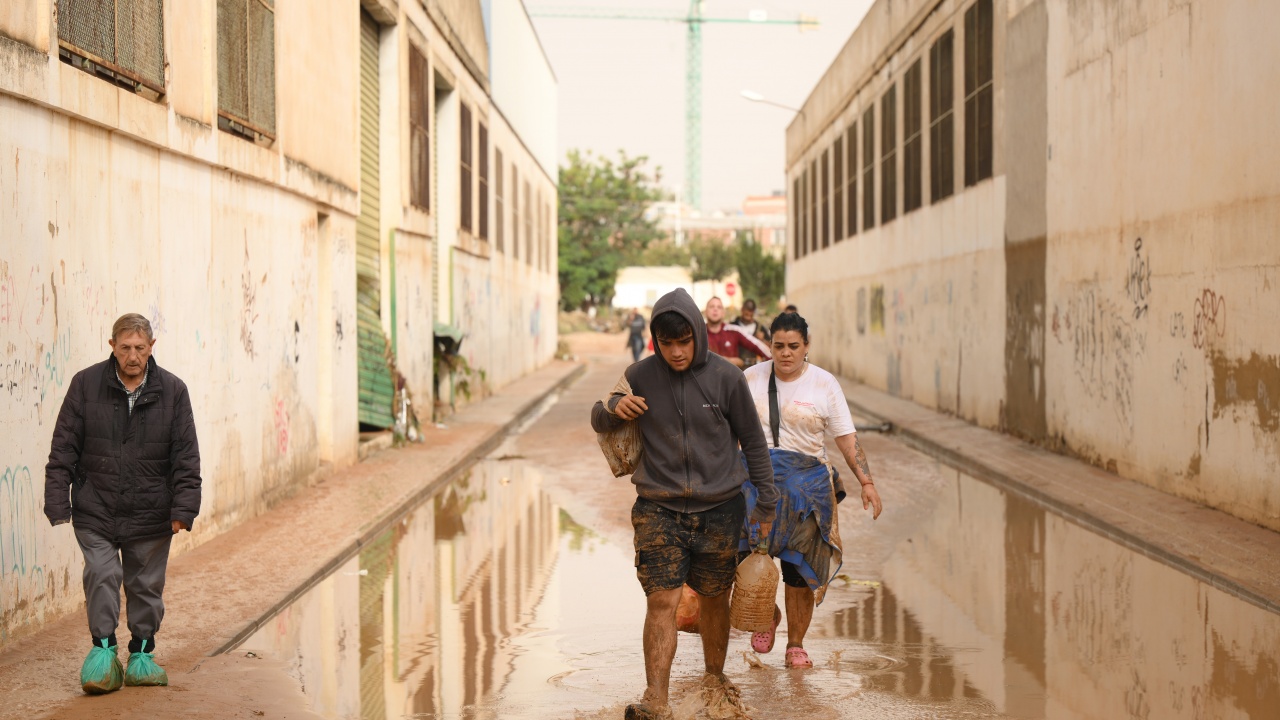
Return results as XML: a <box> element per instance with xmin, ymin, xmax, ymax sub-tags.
<box><xmin>529</xmin><ymin>2</ymin><xmax>817</xmax><ymax>210</ymax></box>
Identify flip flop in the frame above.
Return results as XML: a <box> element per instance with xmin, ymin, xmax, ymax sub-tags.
<box><xmin>750</xmin><ymin>604</ymin><xmax>782</xmax><ymax>654</ymax></box>
<box><xmin>785</xmin><ymin>646</ymin><xmax>813</xmax><ymax>668</ymax></box>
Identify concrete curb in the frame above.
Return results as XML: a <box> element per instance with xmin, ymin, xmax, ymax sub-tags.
<box><xmin>846</xmin><ymin>396</ymin><xmax>1280</xmax><ymax>617</ymax></box>
<box><xmin>209</xmin><ymin>362</ymin><xmax>588</xmax><ymax>657</ymax></box>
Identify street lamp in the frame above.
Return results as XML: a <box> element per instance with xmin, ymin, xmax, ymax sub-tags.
<box><xmin>740</xmin><ymin>89</ymin><xmax>804</xmax><ymax>117</ymax></box>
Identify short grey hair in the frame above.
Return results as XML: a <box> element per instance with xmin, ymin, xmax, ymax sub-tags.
<box><xmin>112</xmin><ymin>313</ymin><xmax>154</xmax><ymax>341</ymax></box>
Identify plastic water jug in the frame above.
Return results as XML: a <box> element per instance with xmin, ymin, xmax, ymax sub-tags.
<box><xmin>729</xmin><ymin>546</ymin><xmax>780</xmax><ymax>632</ymax></box>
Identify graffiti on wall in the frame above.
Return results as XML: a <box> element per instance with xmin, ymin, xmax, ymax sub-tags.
<box><xmin>1191</xmin><ymin>288</ymin><xmax>1225</xmax><ymax>350</ymax></box>
<box><xmin>1061</xmin><ymin>286</ymin><xmax>1147</xmax><ymax>430</ymax></box>
<box><xmin>1124</xmin><ymin>238</ymin><xmax>1151</xmax><ymax>320</ymax></box>
<box><xmin>0</xmin><ymin>465</ymin><xmax>41</xmax><ymax>586</ymax></box>
<box><xmin>856</xmin><ymin>287</ymin><xmax>867</xmax><ymax>336</ymax></box>
<box><xmin>869</xmin><ymin>285</ymin><xmax>885</xmax><ymax>335</ymax></box>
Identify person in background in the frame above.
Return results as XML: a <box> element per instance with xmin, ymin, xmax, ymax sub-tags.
<box><xmin>626</xmin><ymin>308</ymin><xmax>648</xmax><ymax>362</ymax></box>
<box><xmin>783</xmin><ymin>303</ymin><xmax>798</xmax><ymax>314</ymax></box>
<box><xmin>738</xmin><ymin>311</ymin><xmax>883</xmax><ymax>669</ymax></box>
<box><xmin>705</xmin><ymin>297</ymin><xmax>769</xmax><ymax>368</ymax></box>
<box><xmin>44</xmin><ymin>313</ymin><xmax>201</xmax><ymax>694</ymax></box>
<box><xmin>592</xmin><ymin>288</ymin><xmax>777</xmax><ymax>720</ymax></box>
<box><xmin>730</xmin><ymin>299</ymin><xmax>770</xmax><ymax>368</ymax></box>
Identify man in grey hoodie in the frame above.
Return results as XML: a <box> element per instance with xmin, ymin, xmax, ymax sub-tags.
<box><xmin>592</xmin><ymin>288</ymin><xmax>777</xmax><ymax>719</ymax></box>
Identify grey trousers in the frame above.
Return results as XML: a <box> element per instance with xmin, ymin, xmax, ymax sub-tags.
<box><xmin>74</xmin><ymin>524</ymin><xmax>172</xmax><ymax>644</ymax></box>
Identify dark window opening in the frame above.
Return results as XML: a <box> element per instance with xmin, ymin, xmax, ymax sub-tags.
<box><xmin>964</xmin><ymin>0</ymin><xmax>994</xmax><ymax>186</ymax></box>
<box><xmin>903</xmin><ymin>59</ymin><xmax>924</xmax><ymax>214</ymax></box>
<box><xmin>460</xmin><ymin>103</ymin><xmax>473</xmax><ymax>233</ymax></box>
<box><xmin>409</xmin><ymin>45</ymin><xmax>431</xmax><ymax>211</ymax></box>
<box><xmin>217</xmin><ymin>0</ymin><xmax>276</xmax><ymax>141</ymax></box>
<box><xmin>809</xmin><ymin>160</ymin><xmax>818</xmax><ymax>253</ymax></box>
<box><xmin>478</xmin><ymin>122</ymin><xmax>489</xmax><ymax>240</ymax></box>
<box><xmin>930</xmin><ymin>29</ymin><xmax>956</xmax><ymax>202</ymax></box>
<box><xmin>833</xmin><ymin>137</ymin><xmax>845</xmax><ymax>241</ymax></box>
<box><xmin>511</xmin><ymin>164</ymin><xmax>520</xmax><ymax>259</ymax></box>
<box><xmin>495</xmin><ymin>149</ymin><xmax>505</xmax><ymax>251</ymax></box>
<box><xmin>862</xmin><ymin>107</ymin><xmax>876</xmax><ymax>231</ymax></box>
<box><xmin>793</xmin><ymin>177</ymin><xmax>803</xmax><ymax>260</ymax></box>
<box><xmin>821</xmin><ymin>149</ymin><xmax>831</xmax><ymax>249</ymax></box>
<box><xmin>845</xmin><ymin>123</ymin><xmax>857</xmax><ymax>237</ymax></box>
<box><xmin>881</xmin><ymin>83</ymin><xmax>897</xmax><ymax>224</ymax></box>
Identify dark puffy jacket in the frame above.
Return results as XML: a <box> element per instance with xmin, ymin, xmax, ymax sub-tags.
<box><xmin>44</xmin><ymin>355</ymin><xmax>201</xmax><ymax>541</ymax></box>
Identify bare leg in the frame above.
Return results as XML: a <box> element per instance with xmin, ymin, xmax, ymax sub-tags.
<box><xmin>784</xmin><ymin>584</ymin><xmax>815</xmax><ymax>648</ymax></box>
<box><xmin>641</xmin><ymin>587</ymin><xmax>683</xmax><ymax>707</ymax></box>
<box><xmin>696</xmin><ymin>589</ymin><xmax>731</xmax><ymax>675</ymax></box>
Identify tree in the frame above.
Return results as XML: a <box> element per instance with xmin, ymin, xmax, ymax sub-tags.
<box><xmin>688</xmin><ymin>235</ymin><xmax>736</xmax><ymax>283</ymax></box>
<box><xmin>557</xmin><ymin>150</ymin><xmax>666</xmax><ymax>310</ymax></box>
<box><xmin>734</xmin><ymin>231</ymin><xmax>785</xmax><ymax>310</ymax></box>
<box><xmin>639</xmin><ymin>239</ymin><xmax>691</xmax><ymax>267</ymax></box>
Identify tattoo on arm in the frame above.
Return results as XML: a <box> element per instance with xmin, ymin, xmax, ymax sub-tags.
<box><xmin>854</xmin><ymin>439</ymin><xmax>873</xmax><ymax>484</ymax></box>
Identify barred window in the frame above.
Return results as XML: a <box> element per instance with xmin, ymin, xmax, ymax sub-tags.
<box><xmin>862</xmin><ymin>107</ymin><xmax>875</xmax><ymax>231</ymax></box>
<box><xmin>903</xmin><ymin>59</ymin><xmax>924</xmax><ymax>214</ymax></box>
<box><xmin>495</xmin><ymin>149</ymin><xmax>505</xmax><ymax>251</ymax></box>
<box><xmin>792</xmin><ymin>177</ymin><xmax>803</xmax><ymax>260</ymax></box>
<box><xmin>460</xmin><ymin>103</ymin><xmax>473</xmax><ymax>233</ymax></box>
<box><xmin>833</xmin><ymin>136</ymin><xmax>844</xmax><ymax>241</ymax></box>
<box><xmin>844</xmin><ymin>122</ymin><xmax>857</xmax><ymax>237</ymax></box>
<box><xmin>808</xmin><ymin>159</ymin><xmax>818</xmax><ymax>254</ymax></box>
<box><xmin>930</xmin><ymin>29</ymin><xmax>956</xmax><ymax>202</ymax></box>
<box><xmin>964</xmin><ymin>0</ymin><xmax>994</xmax><ymax>186</ymax></box>
<box><xmin>820</xmin><ymin>149</ymin><xmax>831</xmax><ymax>249</ymax></box>
<box><xmin>59</xmin><ymin>0</ymin><xmax>165</xmax><ymax>94</ymax></box>
<box><xmin>881</xmin><ymin>83</ymin><xmax>897</xmax><ymax>224</ymax></box>
<box><xmin>478</xmin><ymin>122</ymin><xmax>489</xmax><ymax>240</ymax></box>
<box><xmin>511</xmin><ymin>164</ymin><xmax>520</xmax><ymax>260</ymax></box>
<box><xmin>523</xmin><ymin>180</ymin><xmax>533</xmax><ymax>265</ymax></box>
<box><xmin>409</xmin><ymin>45</ymin><xmax>431</xmax><ymax>211</ymax></box>
<box><xmin>218</xmin><ymin>0</ymin><xmax>276</xmax><ymax>140</ymax></box>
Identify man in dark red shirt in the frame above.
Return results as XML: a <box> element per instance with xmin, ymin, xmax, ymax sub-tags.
<box><xmin>704</xmin><ymin>297</ymin><xmax>770</xmax><ymax>368</ymax></box>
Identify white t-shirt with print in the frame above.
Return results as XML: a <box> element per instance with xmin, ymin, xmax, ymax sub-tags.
<box><xmin>743</xmin><ymin>360</ymin><xmax>856</xmax><ymax>463</ymax></box>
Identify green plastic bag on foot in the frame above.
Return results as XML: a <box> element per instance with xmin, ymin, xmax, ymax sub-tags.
<box><xmin>125</xmin><ymin>639</ymin><xmax>168</xmax><ymax>686</ymax></box>
<box><xmin>81</xmin><ymin>638</ymin><xmax>124</xmax><ymax>694</ymax></box>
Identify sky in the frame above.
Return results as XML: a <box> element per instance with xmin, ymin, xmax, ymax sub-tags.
<box><xmin>528</xmin><ymin>0</ymin><xmax>876</xmax><ymax>214</ymax></box>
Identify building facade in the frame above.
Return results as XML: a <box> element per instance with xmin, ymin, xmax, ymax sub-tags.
<box><xmin>0</xmin><ymin>0</ymin><xmax>557</xmax><ymax>646</ymax></box>
<box><xmin>786</xmin><ymin>0</ymin><xmax>1280</xmax><ymax>530</ymax></box>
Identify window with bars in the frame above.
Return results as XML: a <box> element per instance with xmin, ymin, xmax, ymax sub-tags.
<box><xmin>511</xmin><ymin>164</ymin><xmax>520</xmax><ymax>260</ymax></box>
<box><xmin>495</xmin><ymin>149</ymin><xmax>505</xmax><ymax>252</ymax></box>
<box><xmin>964</xmin><ymin>0</ymin><xmax>994</xmax><ymax>186</ymax></box>
<box><xmin>523</xmin><ymin>180</ymin><xmax>533</xmax><ymax>265</ymax></box>
<box><xmin>792</xmin><ymin>177</ymin><xmax>803</xmax><ymax>260</ymax></box>
<box><xmin>844</xmin><ymin>122</ymin><xmax>857</xmax><ymax>237</ymax></box>
<box><xmin>460</xmin><ymin>103</ymin><xmax>473</xmax><ymax>233</ymax></box>
<box><xmin>862</xmin><ymin>107</ymin><xmax>875</xmax><ymax>231</ymax></box>
<box><xmin>833</xmin><ymin>136</ymin><xmax>844</xmax><ymax>241</ymax></box>
<box><xmin>544</xmin><ymin>198</ymin><xmax>553</xmax><ymax>271</ymax></box>
<box><xmin>930</xmin><ymin>29</ymin><xmax>956</xmax><ymax>203</ymax></box>
<box><xmin>409</xmin><ymin>45</ymin><xmax>430</xmax><ymax>211</ymax></box>
<box><xmin>478</xmin><ymin>122</ymin><xmax>489</xmax><ymax>240</ymax></box>
<box><xmin>903</xmin><ymin>59</ymin><xmax>924</xmax><ymax>214</ymax></box>
<box><xmin>820</xmin><ymin>149</ymin><xmax>831</xmax><ymax>249</ymax></box>
<box><xmin>217</xmin><ymin>0</ymin><xmax>276</xmax><ymax>139</ymax></box>
<box><xmin>59</xmin><ymin>0</ymin><xmax>165</xmax><ymax>93</ymax></box>
<box><xmin>808</xmin><ymin>159</ymin><xmax>818</xmax><ymax>253</ymax></box>
<box><xmin>881</xmin><ymin>83</ymin><xmax>897</xmax><ymax>224</ymax></box>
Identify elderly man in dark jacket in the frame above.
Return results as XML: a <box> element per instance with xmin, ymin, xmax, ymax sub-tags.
<box><xmin>45</xmin><ymin>313</ymin><xmax>201</xmax><ymax>694</ymax></box>
<box><xmin>592</xmin><ymin>288</ymin><xmax>776</xmax><ymax>720</ymax></box>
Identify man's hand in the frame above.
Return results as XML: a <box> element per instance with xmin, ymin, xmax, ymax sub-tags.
<box><xmin>171</xmin><ymin>520</ymin><xmax>189</xmax><ymax>534</ymax></box>
<box><xmin>613</xmin><ymin>394</ymin><xmax>648</xmax><ymax>421</ymax></box>
<box><xmin>861</xmin><ymin>484</ymin><xmax>883</xmax><ymax>520</ymax></box>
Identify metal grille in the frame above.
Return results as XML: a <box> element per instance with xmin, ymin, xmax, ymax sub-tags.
<box><xmin>409</xmin><ymin>45</ymin><xmax>430</xmax><ymax>210</ymax></box>
<box><xmin>460</xmin><ymin>103</ymin><xmax>473</xmax><ymax>233</ymax></box>
<box><xmin>478</xmin><ymin>122</ymin><xmax>489</xmax><ymax>240</ymax></box>
<box><xmin>59</xmin><ymin>0</ymin><xmax>165</xmax><ymax>92</ymax></box>
<box><xmin>218</xmin><ymin>0</ymin><xmax>275</xmax><ymax>138</ymax></box>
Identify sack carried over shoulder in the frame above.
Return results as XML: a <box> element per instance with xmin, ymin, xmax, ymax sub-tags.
<box><xmin>597</xmin><ymin>375</ymin><xmax>643</xmax><ymax>477</ymax></box>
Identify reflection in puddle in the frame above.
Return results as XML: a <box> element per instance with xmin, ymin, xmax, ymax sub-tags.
<box><xmin>238</xmin><ymin>447</ymin><xmax>1280</xmax><ymax>719</ymax></box>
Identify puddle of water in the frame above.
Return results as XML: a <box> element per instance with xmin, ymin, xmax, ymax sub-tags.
<box><xmin>237</xmin><ymin>432</ymin><xmax>1280</xmax><ymax>720</ymax></box>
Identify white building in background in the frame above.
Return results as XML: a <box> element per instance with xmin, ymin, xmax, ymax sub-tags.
<box><xmin>0</xmin><ymin>0</ymin><xmax>558</xmax><ymax>647</ymax></box>
<box><xmin>612</xmin><ymin>266</ymin><xmax>741</xmax><ymax>311</ymax></box>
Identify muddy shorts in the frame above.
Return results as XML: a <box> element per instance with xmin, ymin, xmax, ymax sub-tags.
<box><xmin>631</xmin><ymin>494</ymin><xmax>746</xmax><ymax>596</ymax></box>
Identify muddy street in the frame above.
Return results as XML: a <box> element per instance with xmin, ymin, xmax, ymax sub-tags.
<box><xmin>202</xmin><ymin>348</ymin><xmax>1279</xmax><ymax>720</ymax></box>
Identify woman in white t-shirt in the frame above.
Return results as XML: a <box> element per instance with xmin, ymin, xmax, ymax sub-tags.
<box><xmin>741</xmin><ymin>311</ymin><xmax>883</xmax><ymax>669</ymax></box>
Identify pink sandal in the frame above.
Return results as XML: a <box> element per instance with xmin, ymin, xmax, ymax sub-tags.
<box><xmin>750</xmin><ymin>605</ymin><xmax>782</xmax><ymax>653</ymax></box>
<box><xmin>785</xmin><ymin>646</ymin><xmax>813</xmax><ymax>668</ymax></box>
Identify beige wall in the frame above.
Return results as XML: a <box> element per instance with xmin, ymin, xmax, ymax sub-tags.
<box><xmin>787</xmin><ymin>0</ymin><xmax>1280</xmax><ymax>531</ymax></box>
<box><xmin>0</xmin><ymin>0</ymin><xmax>557</xmax><ymax>645</ymax></box>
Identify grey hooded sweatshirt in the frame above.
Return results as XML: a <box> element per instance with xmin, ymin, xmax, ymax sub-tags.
<box><xmin>591</xmin><ymin>288</ymin><xmax>777</xmax><ymax>523</ymax></box>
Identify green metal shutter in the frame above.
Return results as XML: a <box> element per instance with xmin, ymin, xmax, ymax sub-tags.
<box><xmin>357</xmin><ymin>12</ymin><xmax>395</xmax><ymax>429</ymax></box>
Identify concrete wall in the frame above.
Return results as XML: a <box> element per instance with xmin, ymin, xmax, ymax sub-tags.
<box><xmin>0</xmin><ymin>0</ymin><xmax>557</xmax><ymax>646</ymax></box>
<box><xmin>489</xmin><ymin>0</ymin><xmax>557</xmax><ymax>178</ymax></box>
<box><xmin>787</xmin><ymin>0</ymin><xmax>1280</xmax><ymax>531</ymax></box>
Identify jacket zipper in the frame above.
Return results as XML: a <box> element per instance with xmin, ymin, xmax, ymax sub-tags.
<box><xmin>681</xmin><ymin>374</ymin><xmax>692</xmax><ymax>503</ymax></box>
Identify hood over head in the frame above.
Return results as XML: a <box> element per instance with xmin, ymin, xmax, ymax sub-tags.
<box><xmin>649</xmin><ymin>288</ymin><xmax>708</xmax><ymax>372</ymax></box>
